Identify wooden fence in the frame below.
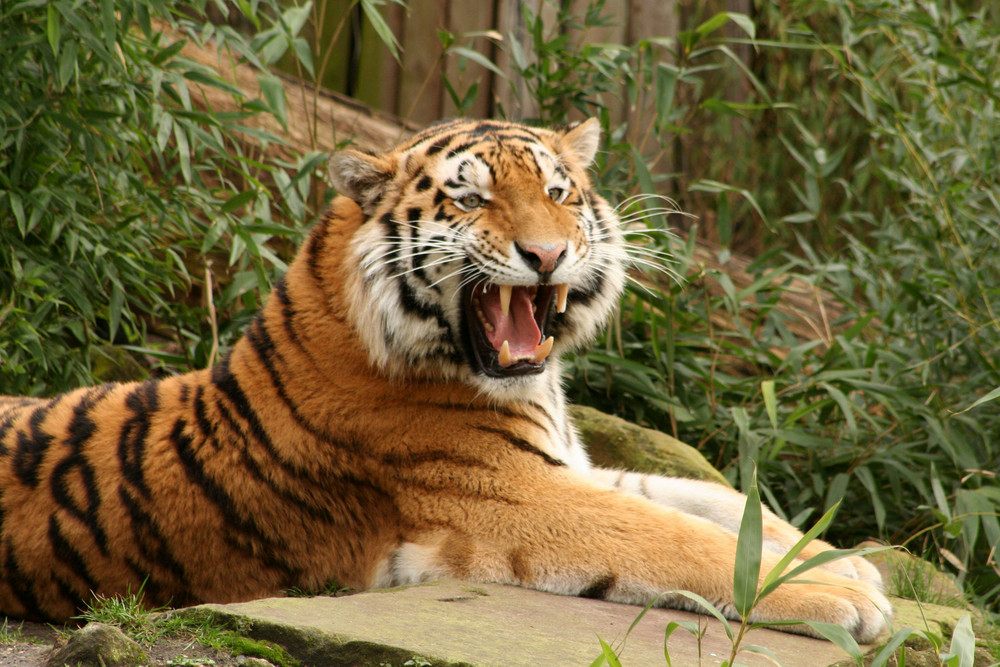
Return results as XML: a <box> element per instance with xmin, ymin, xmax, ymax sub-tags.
<box><xmin>286</xmin><ymin>0</ymin><xmax>750</xmax><ymax>126</ymax></box>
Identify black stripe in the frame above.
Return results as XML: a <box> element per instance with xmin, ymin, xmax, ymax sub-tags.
<box><xmin>48</xmin><ymin>515</ymin><xmax>98</xmax><ymax>597</ymax></box>
<box><xmin>51</xmin><ymin>454</ymin><xmax>109</xmax><ymax>555</ymax></box>
<box><xmin>273</xmin><ymin>275</ymin><xmax>303</xmax><ymax>349</ymax></box>
<box><xmin>210</xmin><ymin>354</ymin><xmax>307</xmax><ymax>476</ymax></box>
<box><xmin>118</xmin><ymin>485</ymin><xmax>189</xmax><ymax>599</ymax></box>
<box><xmin>3</xmin><ymin>539</ymin><xmax>45</xmax><ymax>620</ymax></box>
<box><xmin>13</xmin><ymin>398</ymin><xmax>58</xmax><ymax>487</ymax></box>
<box><xmin>51</xmin><ymin>386</ymin><xmax>113</xmax><ymax>554</ymax></box>
<box><xmin>118</xmin><ymin>381</ymin><xmax>160</xmax><ymax>498</ymax></box>
<box><xmin>380</xmin><ymin>449</ymin><xmax>498</xmax><ymax>471</ymax></box>
<box><xmin>169</xmin><ymin>418</ymin><xmax>300</xmax><ymax>581</ymax></box>
<box><xmin>415</xmin><ymin>175</ymin><xmax>433</xmax><ymax>192</ymax></box>
<box><xmin>305</xmin><ymin>214</ymin><xmax>332</xmax><ymax>285</ymax></box>
<box><xmin>0</xmin><ymin>409</ymin><xmax>20</xmax><ymax>456</ymax></box>
<box><xmin>193</xmin><ymin>377</ymin><xmax>345</xmax><ymax>525</ymax></box>
<box><xmin>446</xmin><ymin>141</ymin><xmax>476</xmax><ymax>159</ymax></box>
<box><xmin>580</xmin><ymin>575</ymin><xmax>617</xmax><ymax>600</ymax></box>
<box><xmin>425</xmin><ymin>133</ymin><xmax>457</xmax><ymax>156</ymax></box>
<box><xmin>474</xmin><ymin>426</ymin><xmax>566</xmax><ymax>467</ymax></box>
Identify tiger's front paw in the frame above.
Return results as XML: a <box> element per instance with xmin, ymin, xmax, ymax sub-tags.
<box><xmin>797</xmin><ymin>541</ymin><xmax>886</xmax><ymax>590</ymax></box>
<box><xmin>752</xmin><ymin>574</ymin><xmax>892</xmax><ymax>643</ymax></box>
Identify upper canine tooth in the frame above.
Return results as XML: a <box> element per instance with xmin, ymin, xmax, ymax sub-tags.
<box><xmin>499</xmin><ymin>285</ymin><xmax>512</xmax><ymax>317</ymax></box>
<box><xmin>533</xmin><ymin>336</ymin><xmax>554</xmax><ymax>363</ymax></box>
<box><xmin>498</xmin><ymin>340</ymin><xmax>512</xmax><ymax>366</ymax></box>
<box><xmin>556</xmin><ymin>284</ymin><xmax>569</xmax><ymax>313</ymax></box>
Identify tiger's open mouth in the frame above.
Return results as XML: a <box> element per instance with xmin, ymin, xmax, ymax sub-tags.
<box><xmin>463</xmin><ymin>282</ymin><xmax>569</xmax><ymax>377</ymax></box>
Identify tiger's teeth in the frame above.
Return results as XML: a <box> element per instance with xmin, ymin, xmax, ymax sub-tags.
<box><xmin>533</xmin><ymin>336</ymin><xmax>554</xmax><ymax>363</ymax></box>
<box><xmin>556</xmin><ymin>284</ymin><xmax>569</xmax><ymax>313</ymax></box>
<box><xmin>498</xmin><ymin>340</ymin><xmax>512</xmax><ymax>366</ymax></box>
<box><xmin>499</xmin><ymin>284</ymin><xmax>512</xmax><ymax>317</ymax></box>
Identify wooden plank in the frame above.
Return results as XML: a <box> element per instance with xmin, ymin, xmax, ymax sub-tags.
<box><xmin>397</xmin><ymin>0</ymin><xmax>448</xmax><ymax>125</ymax></box>
<box><xmin>305</xmin><ymin>0</ymin><xmax>354</xmax><ymax>94</ymax></box>
<box><xmin>564</xmin><ymin>0</ymin><xmax>627</xmax><ymax>124</ymax></box>
<box><xmin>354</xmin><ymin>1</ymin><xmax>406</xmax><ymax>115</ymax></box>
<box><xmin>724</xmin><ymin>0</ymin><xmax>753</xmax><ymax>103</ymax></box>
<box><xmin>493</xmin><ymin>0</ymin><xmax>543</xmax><ymax>119</ymax></box>
<box><xmin>443</xmin><ymin>1</ymin><xmax>498</xmax><ymax>118</ymax></box>
<box><xmin>627</xmin><ymin>0</ymin><xmax>681</xmax><ymax>193</ymax></box>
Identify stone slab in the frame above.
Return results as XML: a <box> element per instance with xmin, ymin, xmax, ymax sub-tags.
<box><xmin>190</xmin><ymin>580</ymin><xmax>857</xmax><ymax>666</ymax></box>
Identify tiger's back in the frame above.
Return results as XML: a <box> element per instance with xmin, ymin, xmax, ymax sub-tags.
<box><xmin>0</xmin><ymin>119</ymin><xmax>890</xmax><ymax>643</ymax></box>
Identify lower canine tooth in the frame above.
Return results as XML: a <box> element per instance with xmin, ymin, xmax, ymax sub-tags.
<box><xmin>533</xmin><ymin>336</ymin><xmax>554</xmax><ymax>363</ymax></box>
<box><xmin>498</xmin><ymin>340</ymin><xmax>512</xmax><ymax>366</ymax></box>
<box><xmin>556</xmin><ymin>284</ymin><xmax>569</xmax><ymax>313</ymax></box>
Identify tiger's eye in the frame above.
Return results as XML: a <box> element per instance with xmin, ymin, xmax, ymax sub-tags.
<box><xmin>456</xmin><ymin>193</ymin><xmax>485</xmax><ymax>210</ymax></box>
<box><xmin>548</xmin><ymin>187</ymin><xmax>566</xmax><ymax>202</ymax></box>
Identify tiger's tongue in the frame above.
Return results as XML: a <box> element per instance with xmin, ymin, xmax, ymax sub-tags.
<box><xmin>481</xmin><ymin>287</ymin><xmax>541</xmax><ymax>359</ymax></box>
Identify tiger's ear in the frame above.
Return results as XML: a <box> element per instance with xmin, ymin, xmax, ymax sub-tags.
<box><xmin>329</xmin><ymin>150</ymin><xmax>398</xmax><ymax>215</ymax></box>
<box><xmin>560</xmin><ymin>118</ymin><xmax>601</xmax><ymax>168</ymax></box>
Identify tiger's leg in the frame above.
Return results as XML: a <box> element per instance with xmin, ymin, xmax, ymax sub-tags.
<box><xmin>587</xmin><ymin>467</ymin><xmax>884</xmax><ymax>588</ymax></box>
<box><xmin>383</xmin><ymin>472</ymin><xmax>891</xmax><ymax>643</ymax></box>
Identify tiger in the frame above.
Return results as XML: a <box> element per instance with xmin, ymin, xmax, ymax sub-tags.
<box><xmin>0</xmin><ymin>118</ymin><xmax>891</xmax><ymax>642</ymax></box>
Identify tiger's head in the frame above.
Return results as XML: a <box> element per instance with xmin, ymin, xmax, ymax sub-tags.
<box><xmin>329</xmin><ymin>118</ymin><xmax>626</xmax><ymax>399</ymax></box>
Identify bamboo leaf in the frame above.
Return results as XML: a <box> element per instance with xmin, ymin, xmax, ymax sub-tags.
<box><xmin>733</xmin><ymin>472</ymin><xmax>762</xmax><ymax>617</ymax></box>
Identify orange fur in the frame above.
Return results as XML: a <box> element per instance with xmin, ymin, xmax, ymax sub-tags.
<box><xmin>0</xmin><ymin>119</ymin><xmax>889</xmax><ymax>641</ymax></box>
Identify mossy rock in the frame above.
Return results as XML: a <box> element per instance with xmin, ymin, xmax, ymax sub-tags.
<box><xmin>569</xmin><ymin>405</ymin><xmax>729</xmax><ymax>486</ymax></box>
<box><xmin>92</xmin><ymin>345</ymin><xmax>150</xmax><ymax>384</ymax></box>
<box><xmin>45</xmin><ymin>622</ymin><xmax>147</xmax><ymax>667</ymax></box>
<box><xmin>860</xmin><ymin>542</ymin><xmax>967</xmax><ymax>607</ymax></box>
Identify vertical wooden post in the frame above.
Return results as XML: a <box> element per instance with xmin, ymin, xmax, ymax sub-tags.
<box><xmin>398</xmin><ymin>0</ymin><xmax>448</xmax><ymax>125</ymax></box>
<box><xmin>444</xmin><ymin>1</ymin><xmax>499</xmax><ymax>118</ymax></box>
<box><xmin>493</xmin><ymin>0</ymin><xmax>543</xmax><ymax>119</ymax></box>
<box><xmin>627</xmin><ymin>0</ymin><xmax>681</xmax><ymax>195</ymax></box>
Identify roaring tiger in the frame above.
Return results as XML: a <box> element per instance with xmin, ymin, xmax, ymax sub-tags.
<box><xmin>0</xmin><ymin>118</ymin><xmax>890</xmax><ymax>641</ymax></box>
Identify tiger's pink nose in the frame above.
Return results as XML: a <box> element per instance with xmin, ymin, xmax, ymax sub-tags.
<box><xmin>516</xmin><ymin>242</ymin><xmax>567</xmax><ymax>279</ymax></box>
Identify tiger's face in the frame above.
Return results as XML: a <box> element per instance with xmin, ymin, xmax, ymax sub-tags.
<box><xmin>330</xmin><ymin>119</ymin><xmax>626</xmax><ymax>398</ymax></box>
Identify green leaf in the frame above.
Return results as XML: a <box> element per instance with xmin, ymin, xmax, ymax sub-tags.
<box><xmin>800</xmin><ymin>622</ymin><xmax>864</xmax><ymax>663</ymax></box>
<box><xmin>758</xmin><ymin>501</ymin><xmax>842</xmax><ymax>598</ymax></box>
<box><xmin>9</xmin><ymin>192</ymin><xmax>26</xmax><ymax>236</ymax></box>
<box><xmin>57</xmin><ymin>40</ymin><xmax>78</xmax><ymax>90</ymax></box>
<box><xmin>108</xmin><ymin>282</ymin><xmax>124</xmax><ymax>342</ymax></box>
<box><xmin>46</xmin><ymin>3</ymin><xmax>60</xmax><ymax>58</ymax></box>
<box><xmin>942</xmin><ymin>615</ymin><xmax>975</xmax><ymax>667</ymax></box>
<box><xmin>733</xmin><ymin>472</ymin><xmax>762</xmax><ymax>617</ymax></box>
<box><xmin>694</xmin><ymin>12</ymin><xmax>730</xmax><ymax>41</ymax></box>
<box><xmin>258</xmin><ymin>74</ymin><xmax>287</xmax><ymax>128</ymax></box>
<box><xmin>726</xmin><ymin>12</ymin><xmax>756</xmax><ymax>40</ymax></box>
<box><xmin>184</xmin><ymin>70</ymin><xmax>245</xmax><ymax>98</ymax></box>
<box><xmin>662</xmin><ymin>621</ymin><xmax>700</xmax><ymax>666</ymax></box>
<box><xmin>360</xmin><ymin>0</ymin><xmax>401</xmax><ymax>61</ymax></box>
<box><xmin>291</xmin><ymin>36</ymin><xmax>315</xmax><ymax>78</ymax></box>
<box><xmin>866</xmin><ymin>627</ymin><xmax>917</xmax><ymax>667</ymax></box>
<box><xmin>761</xmin><ymin>380</ymin><xmax>777</xmax><ymax>429</ymax></box>
<box><xmin>448</xmin><ymin>45</ymin><xmax>505</xmax><ymax>77</ymax></box>
<box><xmin>151</xmin><ymin>39</ymin><xmax>187</xmax><ymax>66</ymax></box>
<box><xmin>100</xmin><ymin>0</ymin><xmax>116</xmax><ymax>54</ymax></box>
<box><xmin>173</xmin><ymin>123</ymin><xmax>191</xmax><ymax>184</ymax></box>
<box><xmin>670</xmin><ymin>590</ymin><xmax>734</xmax><ymax>640</ymax></box>
<box><xmin>220</xmin><ymin>190</ymin><xmax>257</xmax><ymax>214</ymax></box>
<box><xmin>954</xmin><ymin>385</ymin><xmax>1000</xmax><ymax>414</ymax></box>
<box><xmin>596</xmin><ymin>638</ymin><xmax>622</xmax><ymax>667</ymax></box>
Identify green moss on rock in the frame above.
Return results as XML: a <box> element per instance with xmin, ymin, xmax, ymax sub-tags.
<box><xmin>569</xmin><ymin>405</ymin><xmax>729</xmax><ymax>486</ymax></box>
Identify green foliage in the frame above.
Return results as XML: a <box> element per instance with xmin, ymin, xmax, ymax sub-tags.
<box><xmin>81</xmin><ymin>590</ymin><xmax>298</xmax><ymax>666</ymax></box>
<box><xmin>458</xmin><ymin>0</ymin><xmax>1000</xmax><ymax>610</ymax></box>
<box><xmin>0</xmin><ymin>618</ymin><xmax>28</xmax><ymax>645</ymax></box>
<box><xmin>0</xmin><ymin>0</ymin><xmax>323</xmax><ymax>394</ymax></box>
